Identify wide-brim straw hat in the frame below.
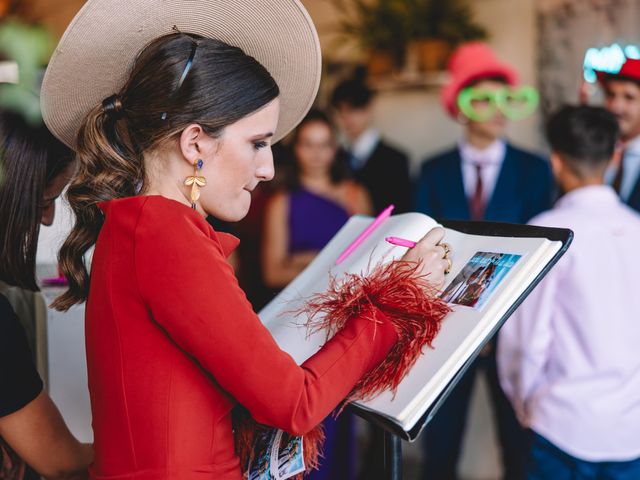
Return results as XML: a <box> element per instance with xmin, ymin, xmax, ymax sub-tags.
<box><xmin>41</xmin><ymin>0</ymin><xmax>321</xmax><ymax>147</ymax></box>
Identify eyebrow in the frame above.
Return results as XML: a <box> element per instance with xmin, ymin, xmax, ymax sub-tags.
<box><xmin>251</xmin><ymin>132</ymin><xmax>274</xmax><ymax>140</ymax></box>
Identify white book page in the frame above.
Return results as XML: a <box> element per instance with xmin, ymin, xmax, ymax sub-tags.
<box><xmin>259</xmin><ymin>214</ymin><xmax>439</xmax><ymax>363</ymax></box>
<box><xmin>258</xmin><ymin>213</ymin><xmax>562</xmax><ymax>432</ymax></box>
<box><xmin>354</xmin><ymin>233</ymin><xmax>562</xmax><ymax>430</ymax></box>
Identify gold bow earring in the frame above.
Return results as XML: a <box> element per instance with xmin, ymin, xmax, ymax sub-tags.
<box><xmin>184</xmin><ymin>159</ymin><xmax>206</xmax><ymax>209</ymax></box>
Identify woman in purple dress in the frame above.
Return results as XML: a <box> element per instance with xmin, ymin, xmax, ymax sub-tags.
<box><xmin>262</xmin><ymin>110</ymin><xmax>372</xmax><ymax>479</ymax></box>
<box><xmin>262</xmin><ymin>110</ymin><xmax>371</xmax><ymax>287</ymax></box>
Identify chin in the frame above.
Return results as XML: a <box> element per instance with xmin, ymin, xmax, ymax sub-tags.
<box><xmin>203</xmin><ymin>192</ymin><xmax>252</xmax><ymax>222</ymax></box>
<box><xmin>229</xmin><ymin>210</ymin><xmax>249</xmax><ymax>222</ymax></box>
<box><xmin>226</xmin><ymin>201</ymin><xmax>252</xmax><ymax>223</ymax></box>
<box><xmin>620</xmin><ymin>122</ymin><xmax>633</xmax><ymax>138</ymax></box>
<box><xmin>202</xmin><ymin>207</ymin><xmax>248</xmax><ymax>223</ymax></box>
<box><xmin>216</xmin><ymin>209</ymin><xmax>248</xmax><ymax>223</ymax></box>
<box><xmin>485</xmin><ymin>127</ymin><xmax>505</xmax><ymax>139</ymax></box>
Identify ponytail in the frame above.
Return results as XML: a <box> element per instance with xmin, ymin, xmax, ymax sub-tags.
<box><xmin>52</xmin><ymin>101</ymin><xmax>143</xmax><ymax>311</ymax></box>
<box><xmin>52</xmin><ymin>33</ymin><xmax>279</xmax><ymax>310</ymax></box>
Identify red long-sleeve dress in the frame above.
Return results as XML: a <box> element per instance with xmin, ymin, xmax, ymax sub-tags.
<box><xmin>85</xmin><ymin>195</ymin><xmax>398</xmax><ymax>479</ymax></box>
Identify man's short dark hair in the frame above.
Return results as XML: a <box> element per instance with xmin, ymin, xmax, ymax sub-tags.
<box><xmin>601</xmin><ymin>74</ymin><xmax>640</xmax><ymax>89</ymax></box>
<box><xmin>546</xmin><ymin>105</ymin><xmax>620</xmax><ymax>177</ymax></box>
<box><xmin>330</xmin><ymin>78</ymin><xmax>373</xmax><ymax>109</ymax></box>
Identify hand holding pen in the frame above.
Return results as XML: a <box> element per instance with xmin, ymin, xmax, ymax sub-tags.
<box><xmin>333</xmin><ymin>203</ymin><xmax>452</xmax><ymax>288</ymax></box>
<box><xmin>387</xmin><ymin>231</ymin><xmax>452</xmax><ymax>289</ymax></box>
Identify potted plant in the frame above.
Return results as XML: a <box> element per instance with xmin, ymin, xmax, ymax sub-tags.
<box><xmin>409</xmin><ymin>0</ymin><xmax>488</xmax><ymax>71</ymax></box>
<box><xmin>331</xmin><ymin>0</ymin><xmax>487</xmax><ymax>77</ymax></box>
<box><xmin>331</xmin><ymin>0</ymin><xmax>412</xmax><ymax>76</ymax></box>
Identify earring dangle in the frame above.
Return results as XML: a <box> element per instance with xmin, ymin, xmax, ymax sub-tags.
<box><xmin>184</xmin><ymin>159</ymin><xmax>206</xmax><ymax>209</ymax></box>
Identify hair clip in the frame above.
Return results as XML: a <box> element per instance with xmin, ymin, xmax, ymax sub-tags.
<box><xmin>161</xmin><ymin>40</ymin><xmax>198</xmax><ymax>121</ymax></box>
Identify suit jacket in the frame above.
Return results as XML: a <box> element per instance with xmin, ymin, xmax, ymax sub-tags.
<box><xmin>626</xmin><ymin>175</ymin><xmax>640</xmax><ymax>213</ymax></box>
<box><xmin>346</xmin><ymin>140</ymin><xmax>412</xmax><ymax>214</ymax></box>
<box><xmin>415</xmin><ymin>143</ymin><xmax>554</xmax><ymax>223</ymax></box>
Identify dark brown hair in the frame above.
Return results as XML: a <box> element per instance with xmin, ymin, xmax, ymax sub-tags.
<box><xmin>0</xmin><ymin>111</ymin><xmax>73</xmax><ymax>290</ymax></box>
<box><xmin>546</xmin><ymin>104</ymin><xmax>620</xmax><ymax>178</ymax></box>
<box><xmin>330</xmin><ymin>77</ymin><xmax>373</xmax><ymax>109</ymax></box>
<box><xmin>53</xmin><ymin>33</ymin><xmax>279</xmax><ymax>311</ymax></box>
<box><xmin>282</xmin><ymin>109</ymin><xmax>350</xmax><ymax>191</ymax></box>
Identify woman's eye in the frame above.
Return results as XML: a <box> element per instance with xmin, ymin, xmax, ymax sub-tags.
<box><xmin>253</xmin><ymin>141</ymin><xmax>268</xmax><ymax>150</ymax></box>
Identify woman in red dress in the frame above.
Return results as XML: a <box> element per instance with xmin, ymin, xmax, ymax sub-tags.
<box><xmin>42</xmin><ymin>1</ymin><xmax>451</xmax><ymax>478</ymax></box>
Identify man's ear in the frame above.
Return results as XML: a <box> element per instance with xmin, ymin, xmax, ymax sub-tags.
<box><xmin>549</xmin><ymin>151</ymin><xmax>564</xmax><ymax>177</ymax></box>
<box><xmin>179</xmin><ymin>124</ymin><xmax>205</xmax><ymax>165</ymax></box>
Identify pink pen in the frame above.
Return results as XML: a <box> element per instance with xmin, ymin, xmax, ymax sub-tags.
<box><xmin>335</xmin><ymin>204</ymin><xmax>395</xmax><ymax>265</ymax></box>
<box><xmin>385</xmin><ymin>236</ymin><xmax>417</xmax><ymax>248</ymax></box>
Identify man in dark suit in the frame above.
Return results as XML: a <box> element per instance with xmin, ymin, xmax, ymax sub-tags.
<box><xmin>331</xmin><ymin>77</ymin><xmax>412</xmax><ymax>213</ymax></box>
<box><xmin>416</xmin><ymin>43</ymin><xmax>554</xmax><ymax>480</ymax></box>
<box><xmin>417</xmin><ymin>143</ymin><xmax>553</xmax><ymax>224</ymax></box>
<box><xmin>597</xmin><ymin>58</ymin><xmax>640</xmax><ymax>212</ymax></box>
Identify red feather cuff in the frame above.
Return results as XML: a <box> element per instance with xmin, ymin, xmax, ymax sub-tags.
<box><xmin>304</xmin><ymin>260</ymin><xmax>451</xmax><ymax>403</ymax></box>
<box><xmin>235</xmin><ymin>260</ymin><xmax>450</xmax><ymax>478</ymax></box>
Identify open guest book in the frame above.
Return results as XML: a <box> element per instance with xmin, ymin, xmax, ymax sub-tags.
<box><xmin>259</xmin><ymin>213</ymin><xmax>572</xmax><ymax>441</ymax></box>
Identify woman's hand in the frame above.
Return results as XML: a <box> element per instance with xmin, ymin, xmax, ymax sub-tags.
<box><xmin>400</xmin><ymin>227</ymin><xmax>450</xmax><ymax>289</ymax></box>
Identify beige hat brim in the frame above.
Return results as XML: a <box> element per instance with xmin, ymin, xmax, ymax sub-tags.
<box><xmin>41</xmin><ymin>0</ymin><xmax>321</xmax><ymax>147</ymax></box>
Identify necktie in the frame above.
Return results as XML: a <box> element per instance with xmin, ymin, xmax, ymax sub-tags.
<box><xmin>470</xmin><ymin>162</ymin><xmax>485</xmax><ymax>221</ymax></box>
<box><xmin>346</xmin><ymin>149</ymin><xmax>360</xmax><ymax>172</ymax></box>
<box><xmin>612</xmin><ymin>154</ymin><xmax>625</xmax><ymax>195</ymax></box>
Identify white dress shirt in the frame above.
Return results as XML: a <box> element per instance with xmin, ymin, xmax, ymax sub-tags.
<box><xmin>459</xmin><ymin>139</ymin><xmax>506</xmax><ymax>203</ymax></box>
<box><xmin>349</xmin><ymin>128</ymin><xmax>380</xmax><ymax>170</ymax></box>
<box><xmin>498</xmin><ymin>185</ymin><xmax>640</xmax><ymax>461</ymax></box>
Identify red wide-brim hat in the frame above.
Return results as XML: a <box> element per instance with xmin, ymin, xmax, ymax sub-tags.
<box><xmin>441</xmin><ymin>42</ymin><xmax>518</xmax><ymax>117</ymax></box>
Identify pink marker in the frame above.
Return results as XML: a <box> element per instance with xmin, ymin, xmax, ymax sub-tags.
<box><xmin>385</xmin><ymin>236</ymin><xmax>417</xmax><ymax>248</ymax></box>
<box><xmin>335</xmin><ymin>204</ymin><xmax>395</xmax><ymax>265</ymax></box>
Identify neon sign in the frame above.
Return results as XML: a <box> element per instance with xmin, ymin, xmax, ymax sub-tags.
<box><xmin>583</xmin><ymin>43</ymin><xmax>640</xmax><ymax>82</ymax></box>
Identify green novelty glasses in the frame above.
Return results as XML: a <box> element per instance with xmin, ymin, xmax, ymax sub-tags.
<box><xmin>457</xmin><ymin>86</ymin><xmax>540</xmax><ymax>122</ymax></box>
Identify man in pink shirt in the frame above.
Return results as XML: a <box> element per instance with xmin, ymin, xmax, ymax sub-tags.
<box><xmin>498</xmin><ymin>105</ymin><xmax>640</xmax><ymax>479</ymax></box>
